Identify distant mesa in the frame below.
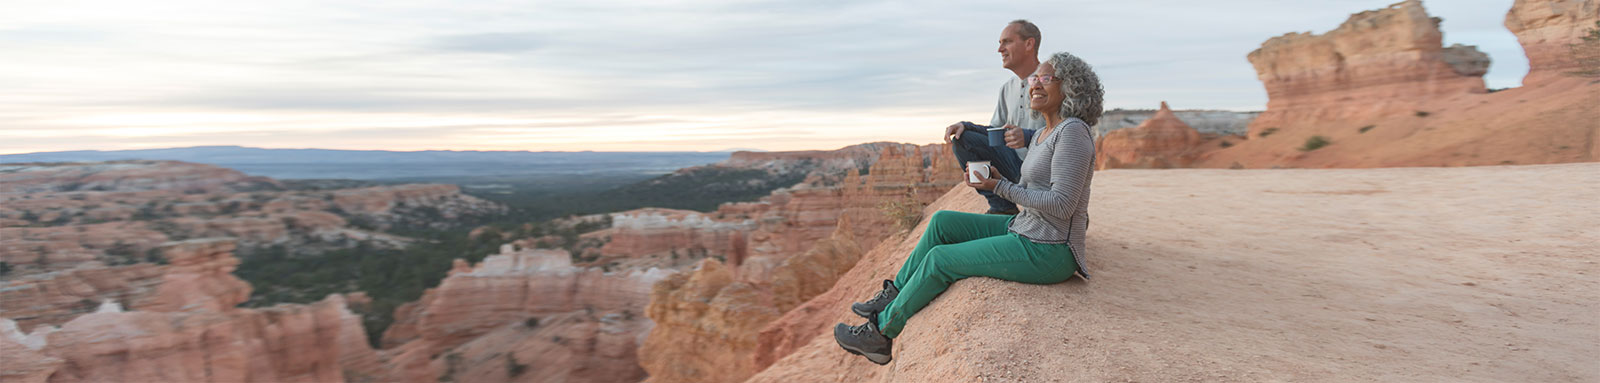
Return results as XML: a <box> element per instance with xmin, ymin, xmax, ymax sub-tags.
<box><xmin>0</xmin><ymin>146</ymin><xmax>730</xmax><ymax>181</ymax></box>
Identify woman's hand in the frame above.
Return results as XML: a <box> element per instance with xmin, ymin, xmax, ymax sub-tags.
<box><xmin>965</xmin><ymin>166</ymin><xmax>999</xmax><ymax>191</ymax></box>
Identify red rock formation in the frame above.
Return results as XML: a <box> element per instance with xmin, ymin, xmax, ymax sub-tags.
<box><xmin>0</xmin><ymin>322</ymin><xmax>60</xmax><ymax>383</ymax></box>
<box><xmin>1505</xmin><ymin>0</ymin><xmax>1600</xmax><ymax>85</ymax></box>
<box><xmin>378</xmin><ymin>247</ymin><xmax>670</xmax><ymax>383</ymax></box>
<box><xmin>638</xmin><ymin>259</ymin><xmax>781</xmax><ymax>383</ymax></box>
<box><xmin>635</xmin><ymin>144</ymin><xmax>962</xmax><ymax>383</ymax></box>
<box><xmin>1196</xmin><ymin>0</ymin><xmax>1598</xmax><ymax>169</ymax></box>
<box><xmin>0</xmin><ymin>239</ymin><xmax>248</xmax><ymax>332</ymax></box>
<box><xmin>599</xmin><ymin>208</ymin><xmax>754</xmax><ymax>262</ymax></box>
<box><xmin>429</xmin><ymin>310</ymin><xmax>650</xmax><ymax>383</ymax></box>
<box><xmin>1244</xmin><ymin>0</ymin><xmax>1487</xmax><ymax>139</ymax></box>
<box><xmin>1095</xmin><ymin>101</ymin><xmax>1206</xmax><ymax>169</ymax></box>
<box><xmin>0</xmin><ymin>239</ymin><xmax>384</xmax><ymax>382</ymax></box>
<box><xmin>28</xmin><ymin>294</ymin><xmax>380</xmax><ymax>383</ymax></box>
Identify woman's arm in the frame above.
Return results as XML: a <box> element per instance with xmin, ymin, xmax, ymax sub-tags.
<box><xmin>992</xmin><ymin>120</ymin><xmax>1093</xmax><ymax>217</ymax></box>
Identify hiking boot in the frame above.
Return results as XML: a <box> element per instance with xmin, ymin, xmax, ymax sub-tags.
<box><xmin>851</xmin><ymin>279</ymin><xmax>898</xmax><ymax>318</ymax></box>
<box><xmin>834</xmin><ymin>321</ymin><xmax>893</xmax><ymax>365</ymax></box>
<box><xmin>985</xmin><ymin>207</ymin><xmax>1020</xmax><ymax>215</ymax></box>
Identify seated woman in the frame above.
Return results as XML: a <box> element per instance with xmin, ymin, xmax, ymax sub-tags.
<box><xmin>834</xmin><ymin>51</ymin><xmax>1103</xmax><ymax>365</ymax></box>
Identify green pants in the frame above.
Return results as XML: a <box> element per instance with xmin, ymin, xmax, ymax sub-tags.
<box><xmin>876</xmin><ymin>210</ymin><xmax>1078</xmax><ymax>338</ymax></box>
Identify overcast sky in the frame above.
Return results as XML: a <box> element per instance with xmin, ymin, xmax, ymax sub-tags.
<box><xmin>0</xmin><ymin>0</ymin><xmax>1529</xmax><ymax>154</ymax></box>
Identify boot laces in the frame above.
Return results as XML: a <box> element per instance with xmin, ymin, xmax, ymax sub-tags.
<box><xmin>867</xmin><ymin>289</ymin><xmax>890</xmax><ymax>304</ymax></box>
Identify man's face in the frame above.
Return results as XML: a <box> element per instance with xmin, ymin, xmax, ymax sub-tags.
<box><xmin>997</xmin><ymin>24</ymin><xmax>1032</xmax><ymax>70</ymax></box>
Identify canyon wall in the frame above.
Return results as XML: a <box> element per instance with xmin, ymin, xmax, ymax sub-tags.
<box><xmin>635</xmin><ymin>144</ymin><xmax>962</xmax><ymax>383</ymax></box>
<box><xmin>1243</xmin><ymin>0</ymin><xmax>1488</xmax><ymax>139</ymax></box>
<box><xmin>0</xmin><ymin>239</ymin><xmax>384</xmax><ymax>383</ymax></box>
<box><xmin>378</xmin><ymin>247</ymin><xmax>670</xmax><ymax>383</ymax></box>
<box><xmin>1505</xmin><ymin>0</ymin><xmax>1600</xmax><ymax>85</ymax></box>
<box><xmin>1192</xmin><ymin>0</ymin><xmax>1597</xmax><ymax>169</ymax></box>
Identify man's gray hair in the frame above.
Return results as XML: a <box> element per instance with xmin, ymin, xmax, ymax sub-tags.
<box><xmin>1033</xmin><ymin>51</ymin><xmax>1105</xmax><ymax>126</ymax></box>
<box><xmin>1010</xmin><ymin>19</ymin><xmax>1041</xmax><ymax>47</ymax></box>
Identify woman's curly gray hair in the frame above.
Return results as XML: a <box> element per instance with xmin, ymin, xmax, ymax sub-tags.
<box><xmin>1031</xmin><ymin>51</ymin><xmax>1104</xmax><ymax>126</ymax></box>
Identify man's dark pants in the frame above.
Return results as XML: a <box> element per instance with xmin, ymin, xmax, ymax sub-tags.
<box><xmin>950</xmin><ymin>122</ymin><xmax>1023</xmax><ymax>213</ymax></box>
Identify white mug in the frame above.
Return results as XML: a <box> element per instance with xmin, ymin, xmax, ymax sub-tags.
<box><xmin>968</xmin><ymin>161</ymin><xmax>990</xmax><ymax>183</ymax></box>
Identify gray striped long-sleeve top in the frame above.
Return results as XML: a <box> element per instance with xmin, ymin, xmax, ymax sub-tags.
<box><xmin>993</xmin><ymin>117</ymin><xmax>1095</xmax><ymax>279</ymax></box>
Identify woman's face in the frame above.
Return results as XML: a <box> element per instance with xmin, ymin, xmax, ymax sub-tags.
<box><xmin>1027</xmin><ymin>62</ymin><xmax>1065</xmax><ymax>115</ymax></box>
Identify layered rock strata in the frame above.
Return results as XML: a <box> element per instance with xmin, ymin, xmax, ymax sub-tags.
<box><xmin>1505</xmin><ymin>0</ymin><xmax>1600</xmax><ymax>85</ymax></box>
<box><xmin>1095</xmin><ymin>101</ymin><xmax>1208</xmax><ymax>169</ymax></box>
<box><xmin>1195</xmin><ymin>0</ymin><xmax>1598</xmax><ymax>169</ymax></box>
<box><xmin>0</xmin><ymin>239</ymin><xmax>384</xmax><ymax>383</ymax></box>
<box><xmin>1244</xmin><ymin>0</ymin><xmax>1488</xmax><ymax>138</ymax></box>
<box><xmin>379</xmin><ymin>247</ymin><xmax>670</xmax><ymax>383</ymax></box>
<box><xmin>0</xmin><ymin>239</ymin><xmax>249</xmax><ymax>331</ymax></box>
<box><xmin>636</xmin><ymin>144</ymin><xmax>962</xmax><ymax>383</ymax></box>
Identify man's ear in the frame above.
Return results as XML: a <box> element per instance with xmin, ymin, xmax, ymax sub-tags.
<box><xmin>1027</xmin><ymin>38</ymin><xmax>1039</xmax><ymax>52</ymax></box>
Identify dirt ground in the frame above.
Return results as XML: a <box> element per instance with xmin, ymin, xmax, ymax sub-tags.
<box><xmin>747</xmin><ymin>163</ymin><xmax>1599</xmax><ymax>382</ymax></box>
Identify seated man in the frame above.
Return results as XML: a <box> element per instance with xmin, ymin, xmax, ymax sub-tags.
<box><xmin>943</xmin><ymin>19</ymin><xmax>1046</xmax><ymax>215</ymax></box>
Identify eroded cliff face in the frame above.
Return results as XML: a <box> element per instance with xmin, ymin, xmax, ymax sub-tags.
<box><xmin>429</xmin><ymin>310</ymin><xmax>652</xmax><ymax>383</ymax></box>
<box><xmin>1095</xmin><ymin>102</ymin><xmax>1209</xmax><ymax>170</ymax></box>
<box><xmin>1194</xmin><ymin>0</ymin><xmax>1598</xmax><ymax>169</ymax></box>
<box><xmin>600</xmin><ymin>208</ymin><xmax>754</xmax><ymax>264</ymax></box>
<box><xmin>1244</xmin><ymin>0</ymin><xmax>1487</xmax><ymax>139</ymax></box>
<box><xmin>378</xmin><ymin>247</ymin><xmax>670</xmax><ymax>383</ymax></box>
<box><xmin>635</xmin><ymin>144</ymin><xmax>962</xmax><ymax>383</ymax></box>
<box><xmin>0</xmin><ymin>239</ymin><xmax>251</xmax><ymax>332</ymax></box>
<box><xmin>0</xmin><ymin>239</ymin><xmax>384</xmax><ymax>383</ymax></box>
<box><xmin>1505</xmin><ymin>0</ymin><xmax>1600</xmax><ymax>85</ymax></box>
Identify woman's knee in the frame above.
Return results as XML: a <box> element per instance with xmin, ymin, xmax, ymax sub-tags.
<box><xmin>922</xmin><ymin>247</ymin><xmax>961</xmax><ymax>273</ymax></box>
<box><xmin>924</xmin><ymin>210</ymin><xmax>956</xmax><ymax>232</ymax></box>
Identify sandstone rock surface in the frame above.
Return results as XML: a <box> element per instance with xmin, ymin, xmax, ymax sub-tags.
<box><xmin>635</xmin><ymin>144</ymin><xmax>962</xmax><ymax>383</ymax></box>
<box><xmin>0</xmin><ymin>239</ymin><xmax>249</xmax><ymax>332</ymax></box>
<box><xmin>379</xmin><ymin>247</ymin><xmax>670</xmax><ymax>383</ymax></box>
<box><xmin>748</xmin><ymin>163</ymin><xmax>1600</xmax><ymax>382</ymax></box>
<box><xmin>1194</xmin><ymin>0</ymin><xmax>1599</xmax><ymax>169</ymax></box>
<box><xmin>0</xmin><ymin>239</ymin><xmax>385</xmax><ymax>383</ymax></box>
<box><xmin>1095</xmin><ymin>101</ymin><xmax>1207</xmax><ymax>169</ymax></box>
<box><xmin>1244</xmin><ymin>0</ymin><xmax>1487</xmax><ymax>140</ymax></box>
<box><xmin>1505</xmin><ymin>0</ymin><xmax>1600</xmax><ymax>85</ymax></box>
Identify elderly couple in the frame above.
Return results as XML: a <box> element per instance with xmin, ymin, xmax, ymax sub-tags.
<box><xmin>834</xmin><ymin>19</ymin><xmax>1102</xmax><ymax>365</ymax></box>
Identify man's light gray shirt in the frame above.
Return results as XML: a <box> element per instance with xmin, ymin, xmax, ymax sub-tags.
<box><xmin>989</xmin><ymin>75</ymin><xmax>1045</xmax><ymax>157</ymax></box>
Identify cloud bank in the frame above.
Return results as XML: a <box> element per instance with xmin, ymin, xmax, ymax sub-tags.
<box><xmin>0</xmin><ymin>0</ymin><xmax>1529</xmax><ymax>153</ymax></box>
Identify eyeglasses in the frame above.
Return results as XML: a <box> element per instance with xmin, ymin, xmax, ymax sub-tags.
<box><xmin>1027</xmin><ymin>74</ymin><xmax>1061</xmax><ymax>87</ymax></box>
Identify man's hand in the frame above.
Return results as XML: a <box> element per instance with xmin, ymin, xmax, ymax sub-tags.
<box><xmin>964</xmin><ymin>166</ymin><xmax>999</xmax><ymax>191</ymax></box>
<box><xmin>1004</xmin><ymin>124</ymin><xmax>1026</xmax><ymax>148</ymax></box>
<box><xmin>943</xmin><ymin>122</ymin><xmax>966</xmax><ymax>144</ymax></box>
